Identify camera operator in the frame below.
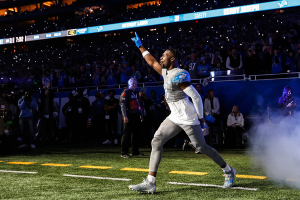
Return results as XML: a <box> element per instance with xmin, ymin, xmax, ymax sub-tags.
<box><xmin>18</xmin><ymin>91</ymin><xmax>38</xmax><ymax>149</ymax></box>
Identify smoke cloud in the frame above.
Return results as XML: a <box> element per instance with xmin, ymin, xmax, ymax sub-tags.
<box><xmin>249</xmin><ymin>111</ymin><xmax>300</xmax><ymax>189</ymax></box>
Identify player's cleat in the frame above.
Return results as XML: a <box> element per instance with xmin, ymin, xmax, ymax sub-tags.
<box><xmin>102</xmin><ymin>139</ymin><xmax>111</xmax><ymax>144</ymax></box>
<box><xmin>121</xmin><ymin>154</ymin><xmax>131</xmax><ymax>158</ymax></box>
<box><xmin>18</xmin><ymin>144</ymin><xmax>27</xmax><ymax>148</ymax></box>
<box><xmin>182</xmin><ymin>139</ymin><xmax>189</xmax><ymax>150</ymax></box>
<box><xmin>223</xmin><ymin>167</ymin><xmax>237</xmax><ymax>188</ymax></box>
<box><xmin>129</xmin><ymin>178</ymin><xmax>156</xmax><ymax>194</ymax></box>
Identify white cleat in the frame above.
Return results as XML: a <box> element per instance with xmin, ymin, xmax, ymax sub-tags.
<box><xmin>102</xmin><ymin>139</ymin><xmax>111</xmax><ymax>144</ymax></box>
<box><xmin>223</xmin><ymin>167</ymin><xmax>237</xmax><ymax>188</ymax></box>
<box><xmin>129</xmin><ymin>178</ymin><xmax>156</xmax><ymax>194</ymax></box>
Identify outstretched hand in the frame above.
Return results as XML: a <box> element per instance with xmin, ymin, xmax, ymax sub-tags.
<box><xmin>131</xmin><ymin>32</ymin><xmax>143</xmax><ymax>48</ymax></box>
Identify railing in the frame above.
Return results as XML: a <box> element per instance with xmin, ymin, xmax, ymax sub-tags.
<box><xmin>249</xmin><ymin>72</ymin><xmax>300</xmax><ymax>81</ymax></box>
<box><xmin>34</xmin><ymin>71</ymin><xmax>300</xmax><ymax>93</ymax></box>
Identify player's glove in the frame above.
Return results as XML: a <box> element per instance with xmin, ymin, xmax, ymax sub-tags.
<box><xmin>131</xmin><ymin>32</ymin><xmax>143</xmax><ymax>48</ymax></box>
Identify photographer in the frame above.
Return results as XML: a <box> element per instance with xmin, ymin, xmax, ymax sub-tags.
<box><xmin>278</xmin><ymin>86</ymin><xmax>297</xmax><ymax>116</ymax></box>
<box><xmin>18</xmin><ymin>91</ymin><xmax>38</xmax><ymax>149</ymax></box>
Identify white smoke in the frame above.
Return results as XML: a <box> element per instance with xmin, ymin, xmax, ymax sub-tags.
<box><xmin>249</xmin><ymin>111</ymin><xmax>300</xmax><ymax>189</ymax></box>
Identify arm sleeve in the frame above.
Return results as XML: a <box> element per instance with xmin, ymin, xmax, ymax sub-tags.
<box><xmin>120</xmin><ymin>91</ymin><xmax>128</xmax><ymax>118</ymax></box>
<box><xmin>183</xmin><ymin>85</ymin><xmax>203</xmax><ymax>119</ymax></box>
<box><xmin>30</xmin><ymin>98</ymin><xmax>38</xmax><ymax>110</ymax></box>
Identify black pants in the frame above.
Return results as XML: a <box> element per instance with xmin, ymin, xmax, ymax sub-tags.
<box><xmin>106</xmin><ymin>116</ymin><xmax>118</xmax><ymax>141</ymax></box>
<box><xmin>121</xmin><ymin>114</ymin><xmax>141</xmax><ymax>155</ymax></box>
<box><xmin>92</xmin><ymin>115</ymin><xmax>106</xmax><ymax>141</ymax></box>
<box><xmin>226</xmin><ymin>126</ymin><xmax>243</xmax><ymax>147</ymax></box>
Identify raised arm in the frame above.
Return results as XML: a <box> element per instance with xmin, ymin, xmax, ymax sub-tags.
<box><xmin>131</xmin><ymin>32</ymin><xmax>162</xmax><ymax>75</ymax></box>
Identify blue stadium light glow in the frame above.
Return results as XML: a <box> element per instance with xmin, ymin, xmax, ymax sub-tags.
<box><xmin>0</xmin><ymin>0</ymin><xmax>298</xmax><ymax>44</ymax></box>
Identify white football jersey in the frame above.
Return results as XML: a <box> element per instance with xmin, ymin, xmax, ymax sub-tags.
<box><xmin>162</xmin><ymin>68</ymin><xmax>199</xmax><ymax>125</ymax></box>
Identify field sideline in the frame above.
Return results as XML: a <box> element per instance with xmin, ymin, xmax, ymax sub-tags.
<box><xmin>0</xmin><ymin>146</ymin><xmax>299</xmax><ymax>199</ymax></box>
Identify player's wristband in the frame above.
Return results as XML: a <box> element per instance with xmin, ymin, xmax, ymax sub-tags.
<box><xmin>142</xmin><ymin>51</ymin><xmax>150</xmax><ymax>57</ymax></box>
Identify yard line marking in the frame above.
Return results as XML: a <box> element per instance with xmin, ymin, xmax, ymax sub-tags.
<box><xmin>169</xmin><ymin>171</ymin><xmax>208</xmax><ymax>176</ymax></box>
<box><xmin>7</xmin><ymin>162</ymin><xmax>37</xmax><ymax>165</ymax></box>
<box><xmin>0</xmin><ymin>170</ymin><xmax>37</xmax><ymax>174</ymax></box>
<box><xmin>79</xmin><ymin>165</ymin><xmax>113</xmax><ymax>169</ymax></box>
<box><xmin>41</xmin><ymin>163</ymin><xmax>72</xmax><ymax>167</ymax></box>
<box><xmin>63</xmin><ymin>174</ymin><xmax>131</xmax><ymax>181</ymax></box>
<box><xmin>120</xmin><ymin>167</ymin><xmax>149</xmax><ymax>172</ymax></box>
<box><xmin>222</xmin><ymin>174</ymin><xmax>267</xmax><ymax>180</ymax></box>
<box><xmin>168</xmin><ymin>182</ymin><xmax>258</xmax><ymax>191</ymax></box>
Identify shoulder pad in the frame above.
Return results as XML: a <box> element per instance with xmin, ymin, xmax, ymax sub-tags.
<box><xmin>174</xmin><ymin>70</ymin><xmax>191</xmax><ymax>85</ymax></box>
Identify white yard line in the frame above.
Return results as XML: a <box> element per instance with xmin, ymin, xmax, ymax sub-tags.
<box><xmin>168</xmin><ymin>182</ymin><xmax>258</xmax><ymax>191</ymax></box>
<box><xmin>0</xmin><ymin>170</ymin><xmax>38</xmax><ymax>174</ymax></box>
<box><xmin>63</xmin><ymin>174</ymin><xmax>132</xmax><ymax>181</ymax></box>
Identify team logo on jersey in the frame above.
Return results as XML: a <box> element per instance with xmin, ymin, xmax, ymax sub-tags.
<box><xmin>131</xmin><ymin>92</ymin><xmax>137</xmax><ymax>99</ymax></box>
<box><xmin>174</xmin><ymin>72</ymin><xmax>191</xmax><ymax>83</ymax></box>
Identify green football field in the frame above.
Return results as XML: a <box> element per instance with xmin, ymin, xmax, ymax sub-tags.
<box><xmin>0</xmin><ymin>146</ymin><xmax>299</xmax><ymax>199</ymax></box>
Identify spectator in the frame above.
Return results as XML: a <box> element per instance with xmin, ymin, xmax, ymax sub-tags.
<box><xmin>271</xmin><ymin>48</ymin><xmax>283</xmax><ymax>74</ymax></box>
<box><xmin>211</xmin><ymin>51</ymin><xmax>223</xmax><ymax>66</ymax></box>
<box><xmin>18</xmin><ymin>91</ymin><xmax>38</xmax><ymax>149</ymax></box>
<box><xmin>144</xmin><ymin>68</ymin><xmax>156</xmax><ymax>82</ymax></box>
<box><xmin>204</xmin><ymin>89</ymin><xmax>221</xmax><ymax>145</ymax></box>
<box><xmin>283</xmin><ymin>50</ymin><xmax>296</xmax><ymax>73</ymax></box>
<box><xmin>99</xmin><ymin>66</ymin><xmax>107</xmax><ymax>87</ymax></box>
<box><xmin>294</xmin><ymin>44</ymin><xmax>300</xmax><ymax>72</ymax></box>
<box><xmin>92</xmin><ymin>67</ymin><xmax>101</xmax><ymax>86</ymax></box>
<box><xmin>278</xmin><ymin>86</ymin><xmax>297</xmax><ymax>116</ymax></box>
<box><xmin>129</xmin><ymin>65</ymin><xmax>141</xmax><ymax>81</ymax></box>
<box><xmin>77</xmin><ymin>66</ymin><xmax>88</xmax><ymax>87</ymax></box>
<box><xmin>118</xmin><ymin>61</ymin><xmax>131</xmax><ymax>83</ymax></box>
<box><xmin>148</xmin><ymin>90</ymin><xmax>162</xmax><ymax>138</ymax></box>
<box><xmin>104</xmin><ymin>89</ymin><xmax>119</xmax><ymax>145</ymax></box>
<box><xmin>226</xmin><ymin>105</ymin><xmax>244</xmax><ymax>147</ymax></box>
<box><xmin>106</xmin><ymin>63</ymin><xmax>118</xmax><ymax>87</ymax></box>
<box><xmin>57</xmin><ymin>68</ymin><xmax>67</xmax><ymax>88</ymax></box>
<box><xmin>91</xmin><ymin>92</ymin><xmax>106</xmax><ymax>143</ymax></box>
<box><xmin>185</xmin><ymin>52</ymin><xmax>201</xmax><ymax>79</ymax></box>
<box><xmin>195</xmin><ymin>83</ymin><xmax>205</xmax><ymax>100</ymax></box>
<box><xmin>197</xmin><ymin>57</ymin><xmax>212</xmax><ymax>78</ymax></box>
<box><xmin>226</xmin><ymin>48</ymin><xmax>243</xmax><ymax>71</ymax></box>
<box><xmin>244</xmin><ymin>49</ymin><xmax>261</xmax><ymax>76</ymax></box>
<box><xmin>262</xmin><ymin>45</ymin><xmax>273</xmax><ymax>74</ymax></box>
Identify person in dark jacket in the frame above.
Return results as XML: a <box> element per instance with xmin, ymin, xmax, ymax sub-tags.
<box><xmin>244</xmin><ymin>49</ymin><xmax>261</xmax><ymax>77</ymax></box>
<box><xmin>120</xmin><ymin>78</ymin><xmax>144</xmax><ymax>158</ymax></box>
<box><xmin>18</xmin><ymin>91</ymin><xmax>38</xmax><ymax>149</ymax></box>
<box><xmin>62</xmin><ymin>93</ymin><xmax>77</xmax><ymax>142</ymax></box>
<box><xmin>278</xmin><ymin>86</ymin><xmax>297</xmax><ymax>116</ymax></box>
<box><xmin>75</xmin><ymin>89</ymin><xmax>90</xmax><ymax>142</ymax></box>
<box><xmin>38</xmin><ymin>88</ymin><xmax>55</xmax><ymax>142</ymax></box>
<box><xmin>91</xmin><ymin>92</ymin><xmax>106</xmax><ymax>142</ymax></box>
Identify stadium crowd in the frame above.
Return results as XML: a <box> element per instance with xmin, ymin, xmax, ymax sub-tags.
<box><xmin>0</xmin><ymin>0</ymin><xmax>282</xmax><ymax>38</ymax></box>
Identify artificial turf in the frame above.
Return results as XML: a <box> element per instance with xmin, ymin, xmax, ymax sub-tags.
<box><xmin>0</xmin><ymin>146</ymin><xmax>299</xmax><ymax>199</ymax></box>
